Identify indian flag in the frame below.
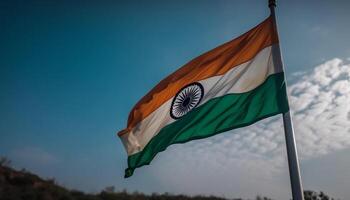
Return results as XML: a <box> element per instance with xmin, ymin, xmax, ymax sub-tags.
<box><xmin>118</xmin><ymin>15</ymin><xmax>289</xmax><ymax>178</ymax></box>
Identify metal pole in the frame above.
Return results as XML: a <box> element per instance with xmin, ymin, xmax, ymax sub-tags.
<box><xmin>268</xmin><ymin>1</ymin><xmax>305</xmax><ymax>200</ymax></box>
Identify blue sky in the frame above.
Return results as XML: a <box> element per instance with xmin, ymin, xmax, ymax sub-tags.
<box><xmin>1</xmin><ymin>0</ymin><xmax>350</xmax><ymax>199</ymax></box>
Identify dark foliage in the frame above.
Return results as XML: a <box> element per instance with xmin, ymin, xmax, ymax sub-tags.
<box><xmin>303</xmin><ymin>190</ymin><xmax>337</xmax><ymax>200</ymax></box>
<box><xmin>0</xmin><ymin>158</ymin><xmax>339</xmax><ymax>200</ymax></box>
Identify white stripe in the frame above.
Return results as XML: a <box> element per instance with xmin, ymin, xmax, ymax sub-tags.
<box><xmin>120</xmin><ymin>44</ymin><xmax>281</xmax><ymax>155</ymax></box>
<box><xmin>120</xmin><ymin>100</ymin><xmax>174</xmax><ymax>155</ymax></box>
<box><xmin>198</xmin><ymin>45</ymin><xmax>280</xmax><ymax>104</ymax></box>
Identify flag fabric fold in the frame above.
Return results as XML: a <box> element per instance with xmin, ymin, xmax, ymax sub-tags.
<box><xmin>118</xmin><ymin>15</ymin><xmax>289</xmax><ymax>178</ymax></box>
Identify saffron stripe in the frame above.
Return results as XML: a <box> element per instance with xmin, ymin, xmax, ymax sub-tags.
<box><xmin>120</xmin><ymin>45</ymin><xmax>280</xmax><ymax>156</ymax></box>
<box><xmin>119</xmin><ymin>16</ymin><xmax>278</xmax><ymax>135</ymax></box>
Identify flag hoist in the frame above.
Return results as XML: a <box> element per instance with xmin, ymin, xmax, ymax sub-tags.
<box><xmin>117</xmin><ymin>0</ymin><xmax>304</xmax><ymax>199</ymax></box>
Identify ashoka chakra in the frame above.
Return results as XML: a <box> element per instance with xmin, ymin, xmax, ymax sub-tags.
<box><xmin>170</xmin><ymin>82</ymin><xmax>204</xmax><ymax>119</ymax></box>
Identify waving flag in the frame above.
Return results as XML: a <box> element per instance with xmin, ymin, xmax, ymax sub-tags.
<box><xmin>118</xmin><ymin>15</ymin><xmax>289</xmax><ymax>178</ymax></box>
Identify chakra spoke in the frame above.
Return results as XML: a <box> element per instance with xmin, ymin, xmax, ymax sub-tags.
<box><xmin>170</xmin><ymin>82</ymin><xmax>204</xmax><ymax>119</ymax></box>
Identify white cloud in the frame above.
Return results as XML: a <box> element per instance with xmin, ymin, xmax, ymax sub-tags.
<box><xmin>145</xmin><ymin>58</ymin><xmax>350</xmax><ymax>199</ymax></box>
<box><xmin>289</xmin><ymin>58</ymin><xmax>350</xmax><ymax>158</ymax></box>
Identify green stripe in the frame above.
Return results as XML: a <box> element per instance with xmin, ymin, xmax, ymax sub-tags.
<box><xmin>125</xmin><ymin>72</ymin><xmax>289</xmax><ymax>178</ymax></box>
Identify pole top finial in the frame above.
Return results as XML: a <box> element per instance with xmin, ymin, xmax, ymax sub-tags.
<box><xmin>268</xmin><ymin>0</ymin><xmax>276</xmax><ymax>8</ymax></box>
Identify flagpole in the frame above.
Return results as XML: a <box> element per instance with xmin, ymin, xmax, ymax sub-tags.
<box><xmin>268</xmin><ymin>1</ymin><xmax>305</xmax><ymax>200</ymax></box>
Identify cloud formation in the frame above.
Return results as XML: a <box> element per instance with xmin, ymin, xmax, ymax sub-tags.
<box><xmin>147</xmin><ymin>58</ymin><xmax>350</xmax><ymax>199</ymax></box>
<box><xmin>289</xmin><ymin>58</ymin><xmax>350</xmax><ymax>158</ymax></box>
